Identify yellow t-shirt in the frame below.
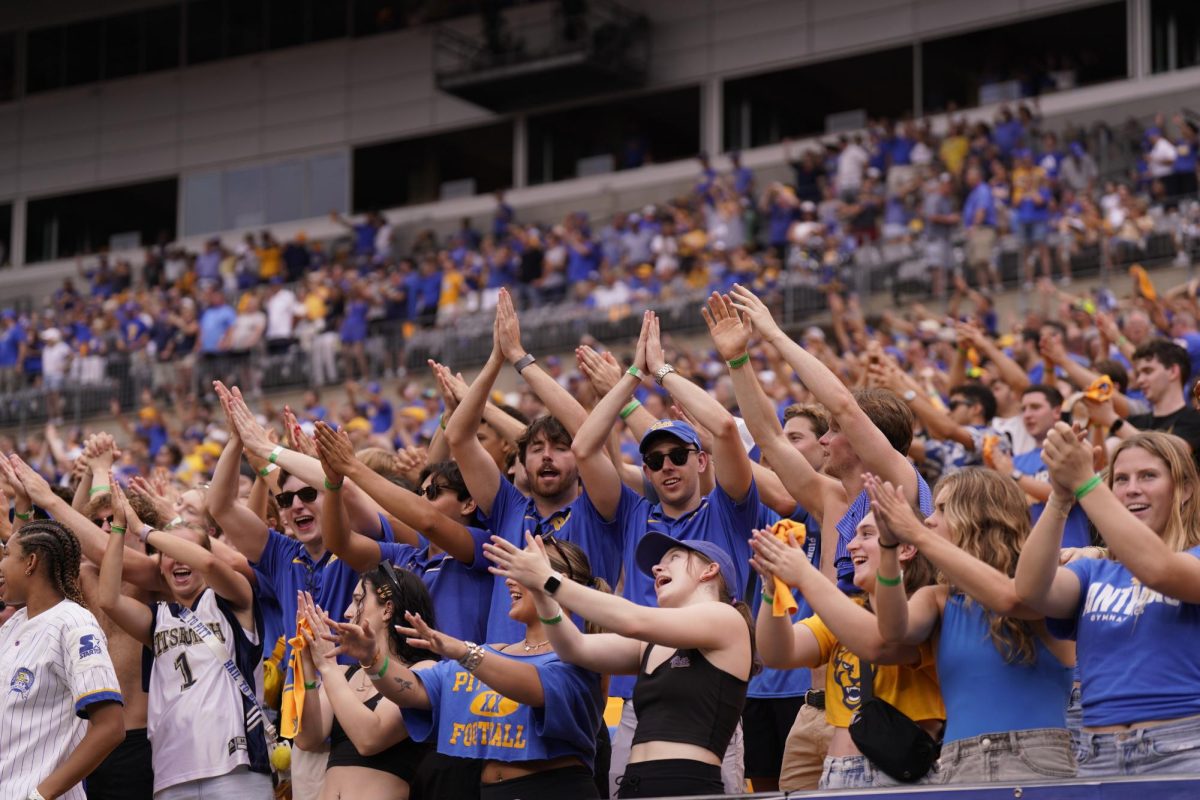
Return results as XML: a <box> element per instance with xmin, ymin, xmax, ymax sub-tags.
<box><xmin>939</xmin><ymin>136</ymin><xmax>969</xmax><ymax>176</ymax></box>
<box><xmin>439</xmin><ymin>269</ymin><xmax>464</xmax><ymax>308</ymax></box>
<box><xmin>799</xmin><ymin>612</ymin><xmax>945</xmax><ymax>728</ymax></box>
<box><xmin>258</xmin><ymin>246</ymin><xmax>283</xmax><ymax>279</ymax></box>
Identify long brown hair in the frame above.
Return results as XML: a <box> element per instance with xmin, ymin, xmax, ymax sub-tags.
<box><xmin>934</xmin><ymin>469</ymin><xmax>1038</xmax><ymax>664</ymax></box>
<box><xmin>1107</xmin><ymin>432</ymin><xmax>1200</xmax><ymax>554</ymax></box>
<box><xmin>685</xmin><ymin>552</ymin><xmax>763</xmax><ymax>677</ymax></box>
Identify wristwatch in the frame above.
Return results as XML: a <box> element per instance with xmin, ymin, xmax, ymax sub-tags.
<box><xmin>543</xmin><ymin>572</ymin><xmax>564</xmax><ymax>596</ymax></box>
<box><xmin>512</xmin><ymin>353</ymin><xmax>536</xmax><ymax>373</ymax></box>
<box><xmin>1010</xmin><ymin>469</ymin><xmax>1024</xmax><ymax>482</ymax></box>
<box><xmin>654</xmin><ymin>364</ymin><xmax>677</xmax><ymax>386</ymax></box>
<box><xmin>902</xmin><ymin>389</ymin><xmax>917</xmax><ymax>402</ymax></box>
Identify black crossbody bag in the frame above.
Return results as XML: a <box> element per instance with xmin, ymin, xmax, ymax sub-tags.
<box><xmin>848</xmin><ymin>660</ymin><xmax>941</xmax><ymax>782</ymax></box>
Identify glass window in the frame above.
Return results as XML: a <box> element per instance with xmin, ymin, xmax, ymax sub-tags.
<box><xmin>187</xmin><ymin>0</ymin><xmax>223</xmax><ymax>64</ymax></box>
<box><xmin>724</xmin><ymin>48</ymin><xmax>913</xmax><ymax>151</ymax></box>
<box><xmin>63</xmin><ymin>19</ymin><xmax>103</xmax><ymax>87</ymax></box>
<box><xmin>921</xmin><ymin>2</ymin><xmax>1126</xmax><ymax>112</ymax></box>
<box><xmin>26</xmin><ymin>27</ymin><xmax>64</xmax><ymax>94</ymax></box>
<box><xmin>265</xmin><ymin>161</ymin><xmax>306</xmax><ymax>224</ymax></box>
<box><xmin>1152</xmin><ymin>0</ymin><xmax>1200</xmax><ymax>73</ymax></box>
<box><xmin>528</xmin><ymin>87</ymin><xmax>701</xmax><ymax>184</ymax></box>
<box><xmin>104</xmin><ymin>12</ymin><xmax>142</xmax><ymax>80</ymax></box>
<box><xmin>0</xmin><ymin>203</ymin><xmax>11</xmax><ymax>267</ymax></box>
<box><xmin>25</xmin><ymin>178</ymin><xmax>178</xmax><ymax>263</ymax></box>
<box><xmin>182</xmin><ymin>171</ymin><xmax>223</xmax><ymax>237</ymax></box>
<box><xmin>144</xmin><ymin>5</ymin><xmax>182</xmax><ymax>72</ymax></box>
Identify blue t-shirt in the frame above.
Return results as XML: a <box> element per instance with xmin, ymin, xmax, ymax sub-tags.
<box><xmin>198</xmin><ymin>305</ymin><xmax>236</xmax><ymax>353</ymax></box>
<box><xmin>479</xmin><ymin>480</ymin><xmax>622</xmax><ymax>644</ymax></box>
<box><xmin>0</xmin><ymin>324</ymin><xmax>25</xmax><ymax>368</ymax></box>
<box><xmin>835</xmin><ymin>467</ymin><xmax>933</xmax><ymax>593</ymax></box>
<box><xmin>1049</xmin><ymin>547</ymin><xmax>1200</xmax><ymax>727</ymax></box>
<box><xmin>962</xmin><ymin>183</ymin><xmax>997</xmax><ymax>228</ymax></box>
<box><xmin>403</xmin><ymin>648</ymin><xmax>603</xmax><ymax>765</ymax></box>
<box><xmin>748</xmin><ymin>505</ymin><xmax>821</xmax><ymax>699</ymax></box>
<box><xmin>382</xmin><ymin>534</ymin><xmax>492</xmax><ymax>644</ymax></box>
<box><xmin>601</xmin><ymin>480</ymin><xmax>763</xmax><ymax>699</ymax></box>
<box><xmin>1012</xmin><ymin>449</ymin><xmax>1091</xmax><ymax>549</ymax></box>
<box><xmin>252</xmin><ymin>517</ymin><xmax>394</xmax><ymax>664</ymax></box>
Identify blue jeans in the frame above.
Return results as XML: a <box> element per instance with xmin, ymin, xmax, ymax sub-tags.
<box><xmin>1075</xmin><ymin>715</ymin><xmax>1200</xmax><ymax>778</ymax></box>
<box><xmin>820</xmin><ymin>754</ymin><xmax>934</xmax><ymax>790</ymax></box>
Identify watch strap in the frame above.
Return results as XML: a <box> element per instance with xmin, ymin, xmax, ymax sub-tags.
<box><xmin>513</xmin><ymin>353</ymin><xmax>536</xmax><ymax>373</ymax></box>
<box><xmin>654</xmin><ymin>364</ymin><xmax>677</xmax><ymax>386</ymax></box>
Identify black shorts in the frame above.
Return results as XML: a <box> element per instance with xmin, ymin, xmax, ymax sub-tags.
<box><xmin>479</xmin><ymin>765</ymin><xmax>599</xmax><ymax>800</ymax></box>
<box><xmin>86</xmin><ymin>727</ymin><xmax>154</xmax><ymax>800</ymax></box>
<box><xmin>615</xmin><ymin>759</ymin><xmax>722</xmax><ymax>798</ymax></box>
<box><xmin>742</xmin><ymin>694</ymin><xmax>806</xmax><ymax>779</ymax></box>
<box><xmin>411</xmin><ymin>751</ymin><xmax>483</xmax><ymax>800</ymax></box>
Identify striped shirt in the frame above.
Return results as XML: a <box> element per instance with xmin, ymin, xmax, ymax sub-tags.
<box><xmin>0</xmin><ymin>600</ymin><xmax>123</xmax><ymax>800</ymax></box>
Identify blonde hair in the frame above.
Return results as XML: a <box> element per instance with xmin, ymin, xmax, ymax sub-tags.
<box><xmin>357</xmin><ymin>447</ymin><xmax>401</xmax><ymax>479</ymax></box>
<box><xmin>934</xmin><ymin>469</ymin><xmax>1038</xmax><ymax>664</ymax></box>
<box><xmin>1107</xmin><ymin>432</ymin><xmax>1200</xmax><ymax>553</ymax></box>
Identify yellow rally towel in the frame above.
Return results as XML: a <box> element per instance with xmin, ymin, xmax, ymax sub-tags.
<box><xmin>263</xmin><ymin>636</ymin><xmax>287</xmax><ymax>710</ymax></box>
<box><xmin>767</xmin><ymin>519</ymin><xmax>803</xmax><ymax>616</ymax></box>
<box><xmin>280</xmin><ymin>619</ymin><xmax>312</xmax><ymax>740</ymax></box>
<box><xmin>1130</xmin><ymin>264</ymin><xmax>1157</xmax><ymax>301</ymax></box>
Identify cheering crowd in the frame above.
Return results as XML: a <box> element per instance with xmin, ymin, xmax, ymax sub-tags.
<box><xmin>5</xmin><ymin>258</ymin><xmax>1200</xmax><ymax>800</ymax></box>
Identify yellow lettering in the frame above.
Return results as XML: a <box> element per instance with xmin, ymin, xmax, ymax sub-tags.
<box><xmin>452</xmin><ymin>672</ymin><xmax>471</xmax><ymax>692</ymax></box>
<box><xmin>448</xmin><ymin>722</ymin><xmax>465</xmax><ymax>745</ymax></box>
<box><xmin>489</xmin><ymin>724</ymin><xmax>504</xmax><ymax>747</ymax></box>
<box><xmin>512</xmin><ymin>724</ymin><xmax>526</xmax><ymax>749</ymax></box>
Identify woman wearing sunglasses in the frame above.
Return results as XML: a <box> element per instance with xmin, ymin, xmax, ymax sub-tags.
<box><xmin>295</xmin><ymin>566</ymin><xmax>437</xmax><ymax>800</ymax></box>
<box><xmin>321</xmin><ymin>537</ymin><xmax>607</xmax><ymax>800</ymax></box>
<box><xmin>485</xmin><ymin>532</ymin><xmax>757</xmax><ymax>799</ymax></box>
<box><xmin>97</xmin><ymin>479</ymin><xmax>273</xmax><ymax>798</ymax></box>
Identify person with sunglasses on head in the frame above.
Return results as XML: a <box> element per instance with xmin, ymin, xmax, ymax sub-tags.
<box><xmin>294</xmin><ymin>570</ymin><xmax>437</xmax><ymax>800</ymax></box>
<box><xmin>323</xmin><ymin>536</ymin><xmax>607</xmax><ymax>800</ymax></box>
<box><xmin>485</xmin><ymin>531</ymin><xmax>756</xmax><ymax>798</ymax></box>
<box><xmin>0</xmin><ymin>515</ymin><xmax>125</xmax><ymax>800</ymax></box>
<box><xmin>444</xmin><ymin>289</ymin><xmax>623</xmax><ymax>645</ymax></box>
<box><xmin>97</xmin><ymin>479</ymin><xmax>272</xmax><ymax>798</ymax></box>
<box><xmin>312</xmin><ymin>421</ymin><xmax>492</xmax><ymax>643</ymax></box>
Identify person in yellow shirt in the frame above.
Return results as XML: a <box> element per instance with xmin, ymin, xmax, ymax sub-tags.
<box><xmin>939</xmin><ymin>122</ymin><xmax>969</xmax><ymax>177</ymax></box>
<box><xmin>750</xmin><ymin>513</ymin><xmax>944</xmax><ymax>791</ymax></box>
<box><xmin>257</xmin><ymin>231</ymin><xmax>283</xmax><ymax>281</ymax></box>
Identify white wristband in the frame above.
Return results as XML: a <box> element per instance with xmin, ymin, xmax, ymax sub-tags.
<box><xmin>27</xmin><ymin>790</ymin><xmax>47</xmax><ymax>800</ymax></box>
<box><xmin>138</xmin><ymin>524</ymin><xmax>154</xmax><ymax>543</ymax></box>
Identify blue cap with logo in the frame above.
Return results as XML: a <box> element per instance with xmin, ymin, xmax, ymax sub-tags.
<box><xmin>635</xmin><ymin>532</ymin><xmax>739</xmax><ymax>602</ymax></box>
<box><xmin>639</xmin><ymin>419</ymin><xmax>702</xmax><ymax>454</ymax></box>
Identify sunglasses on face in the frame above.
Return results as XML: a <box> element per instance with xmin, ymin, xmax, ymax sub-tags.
<box><xmin>276</xmin><ymin>486</ymin><xmax>320</xmax><ymax>507</ymax></box>
<box><xmin>643</xmin><ymin>447</ymin><xmax>698</xmax><ymax>472</ymax></box>
<box><xmin>92</xmin><ymin>514</ymin><xmax>114</xmax><ymax>528</ymax></box>
<box><xmin>418</xmin><ymin>482</ymin><xmax>453</xmax><ymax>501</ymax></box>
<box><xmin>947</xmin><ymin>400</ymin><xmax>966</xmax><ymax>411</ymax></box>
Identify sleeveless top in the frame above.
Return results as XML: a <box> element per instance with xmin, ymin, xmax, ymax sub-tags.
<box><xmin>631</xmin><ymin>646</ymin><xmax>747</xmax><ymax>757</ymax></box>
<box><xmin>938</xmin><ymin>594</ymin><xmax>1072</xmax><ymax>743</ymax></box>
<box><xmin>327</xmin><ymin>665</ymin><xmax>429</xmax><ymax>782</ymax></box>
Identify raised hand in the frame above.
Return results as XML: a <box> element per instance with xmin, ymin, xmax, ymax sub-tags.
<box><xmin>222</xmin><ymin>385</ymin><xmax>273</xmax><ymax>457</ymax></box>
<box><xmin>326</xmin><ymin>616</ymin><xmax>378</xmax><ymax>665</ymax></box>
<box><xmin>633</xmin><ymin>311</ymin><xmax>652</xmax><ymax>374</ymax></box>
<box><xmin>729</xmin><ymin>283</ymin><xmax>782</xmax><ymax>340</ymax></box>
<box><xmin>482</xmin><ymin>532</ymin><xmax>554</xmax><ymax>591</ymax></box>
<box><xmin>298</xmin><ymin>591</ymin><xmax>341</xmax><ymax>668</ymax></box>
<box><xmin>109</xmin><ymin>473</ymin><xmax>130</xmax><ymax>532</ymax></box>
<box><xmin>8</xmin><ymin>455</ymin><xmax>56</xmax><ymax>507</ymax></box>
<box><xmin>644</xmin><ymin>312</ymin><xmax>666</xmax><ymax>375</ymax></box>
<box><xmin>313</xmin><ymin>421</ymin><xmax>355</xmax><ymax>483</ymax></box>
<box><xmin>396</xmin><ymin>611</ymin><xmax>468</xmax><ymax>661</ymax></box>
<box><xmin>1043</xmin><ymin>421</ymin><xmax>1095</xmax><ymax>494</ymax></box>
<box><xmin>394</xmin><ymin>446</ymin><xmax>428</xmax><ymax>485</ymax></box>
<box><xmin>0</xmin><ymin>456</ymin><xmax>31</xmax><ymax>511</ymax></box>
<box><xmin>128</xmin><ymin>475</ymin><xmax>174</xmax><ymax>524</ymax></box>
<box><xmin>701</xmin><ymin>292</ymin><xmax>752</xmax><ymax>363</ymax></box>
<box><xmin>669</xmin><ymin>404</ymin><xmax>714</xmax><ymax>454</ymax></box>
<box><xmin>749</xmin><ymin>528</ymin><xmax>812</xmax><ymax>588</ymax></box>
<box><xmin>576</xmin><ymin>346</ymin><xmax>624</xmax><ymax>396</ymax></box>
<box><xmin>864</xmin><ymin>473</ymin><xmax>922</xmax><ymax>545</ymax></box>
<box><xmin>495</xmin><ymin>288</ymin><xmax>526</xmax><ymax>364</ymax></box>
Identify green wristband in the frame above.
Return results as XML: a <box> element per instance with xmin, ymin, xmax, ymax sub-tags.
<box><xmin>373</xmin><ymin>654</ymin><xmax>390</xmax><ymax>680</ymax></box>
<box><xmin>538</xmin><ymin>612</ymin><xmax>563</xmax><ymax>625</ymax></box>
<box><xmin>14</xmin><ymin>510</ymin><xmax>32</xmax><ymax>521</ymax></box>
<box><xmin>1074</xmin><ymin>474</ymin><xmax>1103</xmax><ymax>501</ymax></box>
<box><xmin>876</xmin><ymin>570</ymin><xmax>903</xmax><ymax>587</ymax></box>
<box><xmin>324</xmin><ymin>478</ymin><xmax>344</xmax><ymax>491</ymax></box>
<box><xmin>258</xmin><ymin>464</ymin><xmax>278</xmax><ymax>478</ymax></box>
<box><xmin>269</xmin><ymin>445</ymin><xmax>284</xmax><ymax>464</ymax></box>
<box><xmin>88</xmin><ymin>485</ymin><xmax>111</xmax><ymax>497</ymax></box>
<box><xmin>761</xmin><ymin>590</ymin><xmax>775</xmax><ymax>605</ymax></box>
<box><xmin>626</xmin><ymin>365</ymin><xmax>642</xmax><ymax>379</ymax></box>
<box><xmin>619</xmin><ymin>400</ymin><xmax>641</xmax><ymax>420</ymax></box>
<box><xmin>109</xmin><ymin>524</ymin><xmax>127</xmax><ymax>534</ymax></box>
<box><xmin>304</xmin><ymin>681</ymin><xmax>318</xmax><ymax>690</ymax></box>
<box><xmin>727</xmin><ymin>353</ymin><xmax>751</xmax><ymax>369</ymax></box>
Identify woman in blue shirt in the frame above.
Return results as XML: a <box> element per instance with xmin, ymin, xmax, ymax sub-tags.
<box><xmin>868</xmin><ymin>469</ymin><xmax>1075</xmax><ymax>784</ymax></box>
<box><xmin>487</xmin><ymin>532</ymin><xmax>756</xmax><ymax>799</ymax></box>
<box><xmin>1017</xmin><ymin>428</ymin><xmax>1200</xmax><ymax>777</ymax></box>
<box><xmin>325</xmin><ymin>537</ymin><xmax>606</xmax><ymax>800</ymax></box>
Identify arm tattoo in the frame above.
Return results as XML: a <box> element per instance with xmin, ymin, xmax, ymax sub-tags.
<box><xmin>392</xmin><ymin>677</ymin><xmax>414</xmax><ymax>693</ymax></box>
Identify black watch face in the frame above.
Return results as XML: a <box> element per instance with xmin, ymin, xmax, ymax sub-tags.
<box><xmin>544</xmin><ymin>575</ymin><xmax>561</xmax><ymax>594</ymax></box>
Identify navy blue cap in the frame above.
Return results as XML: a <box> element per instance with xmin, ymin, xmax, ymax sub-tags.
<box><xmin>639</xmin><ymin>419</ymin><xmax>702</xmax><ymax>454</ymax></box>
<box><xmin>635</xmin><ymin>532</ymin><xmax>739</xmax><ymax>601</ymax></box>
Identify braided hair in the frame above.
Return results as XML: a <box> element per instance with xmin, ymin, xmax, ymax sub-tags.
<box><xmin>15</xmin><ymin>520</ymin><xmax>86</xmax><ymax>607</ymax></box>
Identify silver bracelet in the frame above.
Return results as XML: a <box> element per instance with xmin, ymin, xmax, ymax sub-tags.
<box><xmin>457</xmin><ymin>641</ymin><xmax>486</xmax><ymax>673</ymax></box>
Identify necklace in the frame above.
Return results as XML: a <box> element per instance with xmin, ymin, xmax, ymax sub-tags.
<box><xmin>522</xmin><ymin>639</ymin><xmax>550</xmax><ymax>652</ymax></box>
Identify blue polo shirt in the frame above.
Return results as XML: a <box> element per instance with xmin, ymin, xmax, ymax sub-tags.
<box><xmin>477</xmin><ymin>479</ymin><xmax>622</xmax><ymax>644</ymax></box>
<box><xmin>381</xmin><ymin>531</ymin><xmax>492</xmax><ymax>644</ymax></box>
<box><xmin>1012</xmin><ymin>449</ymin><xmax>1092</xmax><ymax>549</ymax></box>
<box><xmin>252</xmin><ymin>516</ymin><xmax>395</xmax><ymax>664</ymax></box>
<box><xmin>593</xmin><ymin>480</ymin><xmax>763</xmax><ymax>699</ymax></box>
<box><xmin>835</xmin><ymin>466</ymin><xmax>933</xmax><ymax>593</ymax></box>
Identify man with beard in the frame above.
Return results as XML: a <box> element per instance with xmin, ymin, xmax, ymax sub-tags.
<box><xmin>445</xmin><ymin>289</ymin><xmax>621</xmax><ymax>643</ymax></box>
<box><xmin>570</xmin><ymin>309</ymin><xmax>764</xmax><ymax>796</ymax></box>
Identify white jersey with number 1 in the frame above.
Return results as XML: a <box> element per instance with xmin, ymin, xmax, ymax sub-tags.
<box><xmin>146</xmin><ymin>587</ymin><xmax>266</xmax><ymax>794</ymax></box>
<box><xmin>0</xmin><ymin>599</ymin><xmax>124</xmax><ymax>800</ymax></box>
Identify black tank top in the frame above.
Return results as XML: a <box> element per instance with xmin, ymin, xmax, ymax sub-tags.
<box><xmin>326</xmin><ymin>666</ymin><xmax>429</xmax><ymax>782</ymax></box>
<box><xmin>630</xmin><ymin>645</ymin><xmax>748</xmax><ymax>758</ymax></box>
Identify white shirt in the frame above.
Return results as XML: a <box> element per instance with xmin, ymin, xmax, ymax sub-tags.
<box><xmin>0</xmin><ymin>600</ymin><xmax>122</xmax><ymax>800</ymax></box>
<box><xmin>837</xmin><ymin>144</ymin><xmax>869</xmax><ymax>191</ymax></box>
<box><xmin>227</xmin><ymin>311</ymin><xmax>266</xmax><ymax>350</ymax></box>
<box><xmin>993</xmin><ymin>414</ymin><xmax>1038</xmax><ymax>457</ymax></box>
<box><xmin>592</xmin><ymin>281</ymin><xmax>631</xmax><ymax>309</ymax></box>
<box><xmin>264</xmin><ymin>289</ymin><xmax>300</xmax><ymax>340</ymax></box>
<box><xmin>42</xmin><ymin>341</ymin><xmax>71</xmax><ymax>379</ymax></box>
<box><xmin>1149</xmin><ymin>137</ymin><xmax>1178</xmax><ymax>178</ymax></box>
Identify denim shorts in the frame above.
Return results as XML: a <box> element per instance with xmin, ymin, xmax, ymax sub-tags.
<box><xmin>819</xmin><ymin>754</ymin><xmax>934</xmax><ymax>790</ymax></box>
<box><xmin>1075</xmin><ymin>714</ymin><xmax>1200</xmax><ymax>778</ymax></box>
<box><xmin>935</xmin><ymin>728</ymin><xmax>1076</xmax><ymax>784</ymax></box>
<box><xmin>1018</xmin><ymin>219</ymin><xmax>1049</xmax><ymax>245</ymax></box>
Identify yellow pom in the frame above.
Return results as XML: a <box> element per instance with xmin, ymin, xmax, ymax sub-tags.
<box><xmin>270</xmin><ymin>742</ymin><xmax>292</xmax><ymax>772</ymax></box>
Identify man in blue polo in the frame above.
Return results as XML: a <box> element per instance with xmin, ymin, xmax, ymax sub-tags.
<box><xmin>571</xmin><ymin>314</ymin><xmax>763</xmax><ymax>797</ymax></box>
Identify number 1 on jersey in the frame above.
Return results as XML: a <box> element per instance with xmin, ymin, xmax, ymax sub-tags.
<box><xmin>174</xmin><ymin>652</ymin><xmax>197</xmax><ymax>690</ymax></box>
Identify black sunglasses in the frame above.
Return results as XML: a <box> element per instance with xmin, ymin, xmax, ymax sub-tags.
<box><xmin>276</xmin><ymin>486</ymin><xmax>320</xmax><ymax>507</ymax></box>
<box><xmin>541</xmin><ymin>534</ymin><xmax>576</xmax><ymax>583</ymax></box>
<box><xmin>92</xmin><ymin>514</ymin><xmax>115</xmax><ymax>528</ymax></box>
<box><xmin>418</xmin><ymin>482</ymin><xmax>452</xmax><ymax>500</ymax></box>
<box><xmin>644</xmin><ymin>447</ymin><xmax>698</xmax><ymax>472</ymax></box>
<box><xmin>947</xmin><ymin>399</ymin><xmax>971</xmax><ymax>411</ymax></box>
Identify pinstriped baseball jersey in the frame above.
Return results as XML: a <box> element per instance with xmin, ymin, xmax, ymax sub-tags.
<box><xmin>0</xmin><ymin>599</ymin><xmax>123</xmax><ymax>800</ymax></box>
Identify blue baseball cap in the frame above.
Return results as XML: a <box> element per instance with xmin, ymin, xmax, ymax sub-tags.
<box><xmin>366</xmin><ymin>381</ymin><xmax>381</xmax><ymax>394</ymax></box>
<box><xmin>639</xmin><ymin>419</ymin><xmax>702</xmax><ymax>454</ymax></box>
<box><xmin>635</xmin><ymin>532</ymin><xmax>739</xmax><ymax>601</ymax></box>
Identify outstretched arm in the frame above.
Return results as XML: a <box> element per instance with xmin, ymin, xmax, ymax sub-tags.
<box><xmin>445</xmin><ymin>320</ymin><xmax>506</xmax><ymax>517</ymax></box>
<box><xmin>207</xmin><ymin>388</ymin><xmax>270</xmax><ymax>562</ymax></box>
<box><xmin>731</xmin><ymin>284</ymin><xmax>919</xmax><ymax>503</ymax></box>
